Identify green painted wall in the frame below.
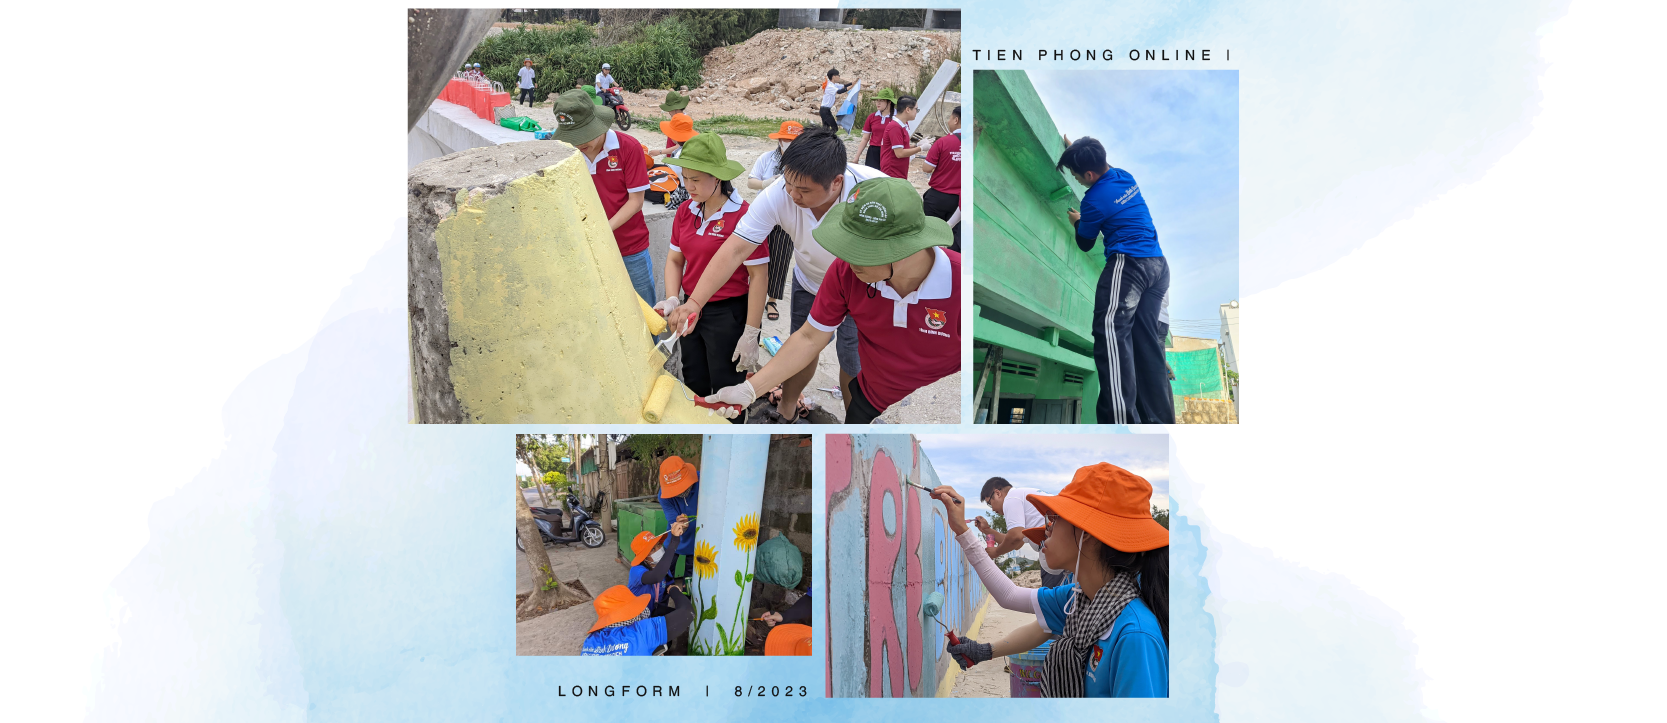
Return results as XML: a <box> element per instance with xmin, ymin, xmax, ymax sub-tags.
<box><xmin>972</xmin><ymin>69</ymin><xmax>1106</xmax><ymax>424</ymax></box>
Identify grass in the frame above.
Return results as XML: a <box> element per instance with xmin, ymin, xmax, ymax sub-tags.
<box><xmin>635</xmin><ymin>113</ymin><xmax>810</xmax><ymax>138</ymax></box>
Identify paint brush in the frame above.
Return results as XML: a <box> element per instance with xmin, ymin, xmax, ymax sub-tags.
<box><xmin>904</xmin><ymin>480</ymin><xmax>936</xmax><ymax>493</ymax></box>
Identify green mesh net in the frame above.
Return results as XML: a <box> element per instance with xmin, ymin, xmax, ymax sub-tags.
<box><xmin>1166</xmin><ymin>347</ymin><xmax>1226</xmax><ymax>399</ymax></box>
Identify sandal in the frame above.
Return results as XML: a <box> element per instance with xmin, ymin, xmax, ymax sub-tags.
<box><xmin>765</xmin><ymin>299</ymin><xmax>780</xmax><ymax>321</ymax></box>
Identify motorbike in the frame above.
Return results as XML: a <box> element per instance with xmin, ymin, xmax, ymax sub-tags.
<box><xmin>518</xmin><ymin>491</ymin><xmax>606</xmax><ymax>551</ymax></box>
<box><xmin>598</xmin><ymin>87</ymin><xmax>632</xmax><ymax>131</ymax></box>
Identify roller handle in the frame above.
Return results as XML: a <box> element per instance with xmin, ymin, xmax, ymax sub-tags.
<box><xmin>944</xmin><ymin>629</ymin><xmax>977</xmax><ymax>669</ymax></box>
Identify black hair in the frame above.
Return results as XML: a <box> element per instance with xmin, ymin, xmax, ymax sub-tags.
<box><xmin>719</xmin><ymin>179</ymin><xmax>735</xmax><ymax>198</ymax></box>
<box><xmin>827</xmin><ymin>68</ymin><xmax>840</xmax><ymax>79</ymax></box>
<box><xmin>1056</xmin><ymin>136</ymin><xmax>1109</xmax><ymax>176</ymax></box>
<box><xmin>1098</xmin><ymin>543</ymin><xmax>1169</xmax><ymax>643</ymax></box>
<box><xmin>897</xmin><ymin>95</ymin><xmax>918</xmax><ymax>112</ymax></box>
<box><xmin>951</xmin><ymin>105</ymin><xmax>961</xmax><ymax>119</ymax></box>
<box><xmin>979</xmin><ymin>476</ymin><xmax>1012</xmax><ymax>505</ymax></box>
<box><xmin>778</xmin><ymin>127</ymin><xmax>847</xmax><ymax>188</ymax></box>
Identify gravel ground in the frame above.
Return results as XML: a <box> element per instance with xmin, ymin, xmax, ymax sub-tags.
<box><xmin>949</xmin><ymin>602</ymin><xmax>1032</xmax><ymax>698</ymax></box>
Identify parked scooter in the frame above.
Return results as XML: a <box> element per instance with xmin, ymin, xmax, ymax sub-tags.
<box><xmin>518</xmin><ymin>491</ymin><xmax>606</xmax><ymax>551</ymax></box>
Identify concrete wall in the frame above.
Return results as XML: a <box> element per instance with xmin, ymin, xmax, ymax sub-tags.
<box><xmin>409</xmin><ymin>99</ymin><xmax>535</xmax><ymax>170</ymax></box>
<box><xmin>407</xmin><ymin>142</ymin><xmax>729</xmax><ymax>424</ymax></box>
<box><xmin>825</xmin><ymin>434</ymin><xmax>987</xmax><ymax>698</ymax></box>
<box><xmin>761</xmin><ymin>435</ymin><xmax>813</xmax><ymax>557</ymax></box>
<box><xmin>690</xmin><ymin>435</ymin><xmax>769</xmax><ymax>655</ymax></box>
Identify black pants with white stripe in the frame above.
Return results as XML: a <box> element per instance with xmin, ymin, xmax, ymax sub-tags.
<box><xmin>1092</xmin><ymin>254</ymin><xmax>1175</xmax><ymax>424</ymax></box>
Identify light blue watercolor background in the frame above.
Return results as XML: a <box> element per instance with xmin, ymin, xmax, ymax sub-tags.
<box><xmin>87</xmin><ymin>0</ymin><xmax>1572</xmax><ymax>720</ymax></box>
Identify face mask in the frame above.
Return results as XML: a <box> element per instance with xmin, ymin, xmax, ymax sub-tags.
<box><xmin>1039</xmin><ymin>531</ymin><xmax>1066</xmax><ymax>576</ymax></box>
<box><xmin>649</xmin><ymin>549</ymin><xmax>664</xmax><ymax>565</ymax></box>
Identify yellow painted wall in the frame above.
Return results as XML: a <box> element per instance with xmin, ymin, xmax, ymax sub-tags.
<box><xmin>434</xmin><ymin>147</ymin><xmax>729</xmax><ymax>424</ymax></box>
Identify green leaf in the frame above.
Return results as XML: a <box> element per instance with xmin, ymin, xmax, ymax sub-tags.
<box><xmin>745</xmin><ymin>573</ymin><xmax>754</xmax><ymax>582</ymax></box>
<box><xmin>715</xmin><ymin>622</ymin><xmax>728</xmax><ymax>644</ymax></box>
<box><xmin>702</xmin><ymin>596</ymin><xmax>719</xmax><ymax>621</ymax></box>
<box><xmin>734</xmin><ymin>569</ymin><xmax>743</xmax><ymax>588</ymax></box>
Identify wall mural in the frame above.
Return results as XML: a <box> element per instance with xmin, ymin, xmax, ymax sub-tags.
<box><xmin>825</xmin><ymin>434</ymin><xmax>988</xmax><ymax>697</ymax></box>
<box><xmin>689</xmin><ymin>435</ymin><xmax>769</xmax><ymax>656</ymax></box>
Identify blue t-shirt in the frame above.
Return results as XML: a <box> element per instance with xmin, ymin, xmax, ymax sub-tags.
<box><xmin>1075</xmin><ymin>168</ymin><xmax>1162</xmax><ymax>259</ymax></box>
<box><xmin>659</xmin><ymin>484</ymin><xmax>698</xmax><ymax>556</ymax></box>
<box><xmin>580</xmin><ymin>616</ymin><xmax>667</xmax><ymax>656</ymax></box>
<box><xmin>1034</xmin><ymin>584</ymin><xmax>1168</xmax><ymax>697</ymax></box>
<box><xmin>627</xmin><ymin>563</ymin><xmax>666</xmax><ymax>605</ymax></box>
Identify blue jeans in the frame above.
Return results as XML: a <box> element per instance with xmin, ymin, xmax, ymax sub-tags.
<box><xmin>621</xmin><ymin>248</ymin><xmax>656</xmax><ymax>306</ymax></box>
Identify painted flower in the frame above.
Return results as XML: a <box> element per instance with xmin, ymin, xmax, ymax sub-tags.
<box><xmin>732</xmin><ymin>513</ymin><xmax>760</xmax><ymax>552</ymax></box>
<box><xmin>693</xmin><ymin>540</ymin><xmax>719</xmax><ymax>579</ymax></box>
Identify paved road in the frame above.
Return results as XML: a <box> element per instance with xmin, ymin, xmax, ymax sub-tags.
<box><xmin>516</xmin><ymin>530</ymin><xmax>630</xmax><ymax>656</ymax></box>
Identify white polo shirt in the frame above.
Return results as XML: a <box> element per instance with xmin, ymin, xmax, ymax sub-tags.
<box><xmin>1002</xmin><ymin>487</ymin><xmax>1048</xmax><ymax>550</ymax></box>
<box><xmin>517</xmin><ymin>66</ymin><xmax>535</xmax><ymax>89</ymax></box>
<box><xmin>595</xmin><ymin>72</ymin><xmax>615</xmax><ymax>90</ymax></box>
<box><xmin>733</xmin><ymin>163</ymin><xmax>889</xmax><ymax>293</ymax></box>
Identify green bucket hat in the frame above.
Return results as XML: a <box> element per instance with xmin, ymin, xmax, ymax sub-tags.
<box><xmin>659</xmin><ymin>90</ymin><xmax>690</xmax><ymax>113</ymax></box>
<box><xmin>871</xmin><ymin>87</ymin><xmax>898</xmax><ymax>103</ymax></box>
<box><xmin>811</xmin><ymin>177</ymin><xmax>953</xmax><ymax>266</ymax></box>
<box><xmin>663</xmin><ymin>133</ymin><xmax>745</xmax><ymax>181</ymax></box>
<box><xmin>550</xmin><ymin>88</ymin><xmax>611</xmax><ymax>145</ymax></box>
<box><xmin>580</xmin><ymin>84</ymin><xmax>602</xmax><ymax>105</ymax></box>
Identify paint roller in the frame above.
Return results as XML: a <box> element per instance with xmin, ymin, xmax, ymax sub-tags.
<box><xmin>922</xmin><ymin>590</ymin><xmax>977</xmax><ymax>669</ymax></box>
<box><xmin>638</xmin><ymin>296</ymin><xmax>668</xmax><ymax>336</ymax></box>
<box><xmin>642</xmin><ymin>375</ymin><xmax>678</xmax><ymax>423</ymax></box>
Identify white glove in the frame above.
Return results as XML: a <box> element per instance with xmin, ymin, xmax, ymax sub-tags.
<box><xmin>704</xmin><ymin>380</ymin><xmax>756</xmax><ymax>419</ymax></box>
<box><xmin>731</xmin><ymin>325</ymin><xmax>762</xmax><ymax>372</ymax></box>
<box><xmin>653</xmin><ymin>296</ymin><xmax>681</xmax><ymax>318</ymax></box>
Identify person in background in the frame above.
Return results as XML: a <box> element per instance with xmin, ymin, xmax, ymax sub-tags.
<box><xmin>757</xmin><ymin>583</ymin><xmax>811</xmax><ymax>628</ymax></box>
<box><xmin>595</xmin><ymin>62</ymin><xmax>616</xmax><ymax>91</ymax></box>
<box><xmin>746</xmin><ymin>121</ymin><xmax>804</xmax><ymax>323</ymax></box>
<box><xmin>763</xmin><ymin>623</ymin><xmax>813</xmax><ymax>656</ymax></box>
<box><xmin>549</xmin><ymin>89</ymin><xmax>655</xmax><ymax>304</ymax></box>
<box><xmin>919</xmin><ymin>104</ymin><xmax>962</xmax><ymax>222</ymax></box>
<box><xmin>649</xmin><ymin>91</ymin><xmax>691</xmax><ymax>160</ymax></box>
<box><xmin>818</xmin><ymin>68</ymin><xmax>856</xmax><ymax>134</ymax></box>
<box><xmin>880</xmin><ymin>96</ymin><xmax>925</xmax><ymax>180</ymax></box>
<box><xmin>656</xmin><ymin>133</ymin><xmax>768</xmax><ymax>417</ymax></box>
<box><xmin>1059</xmin><ymin>135</ymin><xmax>1174</xmax><ymax>424</ymax></box>
<box><xmin>580</xmin><ymin>584</ymin><xmax>693</xmax><ymax>656</ymax></box>
<box><xmin>855</xmin><ymin>87</ymin><xmax>898</xmax><ymax>168</ymax></box>
<box><xmin>932</xmin><ymin>463</ymin><xmax>1170</xmax><ymax>697</ymax></box>
<box><xmin>516</xmin><ymin>58</ymin><xmax>536</xmax><ymax>106</ymax></box>
<box><xmin>664</xmin><ymin>128</ymin><xmax>888</xmax><ymax>424</ymax></box>
<box><xmin>701</xmin><ymin>177</ymin><xmax>959</xmax><ymax>424</ymax></box>
<box><xmin>657</xmin><ymin>113</ymin><xmax>698</xmax><ymax>182</ymax></box>
<box><xmin>657</xmin><ymin>457</ymin><xmax>699</xmax><ymax>587</ymax></box>
<box><xmin>975</xmin><ymin>476</ymin><xmax>1066</xmax><ymax>587</ymax></box>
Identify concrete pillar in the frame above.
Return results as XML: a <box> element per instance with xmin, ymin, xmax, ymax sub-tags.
<box><xmin>688</xmin><ymin>434</ymin><xmax>770</xmax><ymax>655</ymax></box>
<box><xmin>407</xmin><ymin>141</ymin><xmax>731</xmax><ymax>424</ymax></box>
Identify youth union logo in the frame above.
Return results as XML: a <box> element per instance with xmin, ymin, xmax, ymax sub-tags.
<box><xmin>607</xmin><ymin>154</ymin><xmax>618</xmax><ymax>169</ymax></box>
<box><xmin>555</xmin><ymin>112</ymin><xmax>574</xmax><ymax>128</ymax></box>
<box><xmin>924</xmin><ymin>308</ymin><xmax>947</xmax><ymax>330</ymax></box>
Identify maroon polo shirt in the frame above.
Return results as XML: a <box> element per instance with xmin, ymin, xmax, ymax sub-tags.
<box><xmin>585</xmin><ymin>130</ymin><xmax>652</xmax><ymax>256</ymax></box>
<box><xmin>669</xmin><ymin>191</ymin><xmax>768</xmax><ymax>303</ymax></box>
<box><xmin>808</xmin><ymin>247</ymin><xmax>960</xmax><ymax>410</ymax></box>
<box><xmin>923</xmin><ymin>130</ymin><xmax>962</xmax><ymax>196</ymax></box>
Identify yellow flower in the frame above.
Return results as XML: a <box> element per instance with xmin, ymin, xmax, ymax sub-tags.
<box><xmin>732</xmin><ymin>513</ymin><xmax>760</xmax><ymax>552</ymax></box>
<box><xmin>693</xmin><ymin>540</ymin><xmax>719</xmax><ymax>579</ymax></box>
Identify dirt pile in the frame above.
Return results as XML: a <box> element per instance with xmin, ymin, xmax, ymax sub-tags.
<box><xmin>685</xmin><ymin>28</ymin><xmax>958</xmax><ymax>119</ymax></box>
<box><xmin>1013</xmin><ymin>570</ymin><xmax>1044</xmax><ymax>588</ymax></box>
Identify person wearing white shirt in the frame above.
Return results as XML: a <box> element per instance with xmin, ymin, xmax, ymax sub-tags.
<box><xmin>665</xmin><ymin>127</ymin><xmax>886</xmax><ymax>422</ymax></box>
<box><xmin>817</xmin><ymin>68</ymin><xmax>856</xmax><ymax>135</ymax></box>
<box><xmin>747</xmin><ymin>121</ymin><xmax>804</xmax><ymax>327</ymax></box>
<box><xmin>976</xmin><ymin>477</ymin><xmax>1069</xmax><ymax>586</ymax></box>
<box><xmin>595</xmin><ymin>64</ymin><xmax>615</xmax><ymax>90</ymax></box>
<box><xmin>516</xmin><ymin>58</ymin><xmax>536</xmax><ymax>106</ymax></box>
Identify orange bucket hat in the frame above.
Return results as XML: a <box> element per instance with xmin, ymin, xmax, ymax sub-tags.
<box><xmin>767</xmin><ymin>121</ymin><xmax>803</xmax><ymax>140</ymax></box>
<box><xmin>1021</xmin><ymin>462</ymin><xmax>1168</xmax><ymax>553</ymax></box>
<box><xmin>587</xmin><ymin>584</ymin><xmax>652</xmax><ymax>634</ymax></box>
<box><xmin>764</xmin><ymin>623</ymin><xmax>813</xmax><ymax>656</ymax></box>
<box><xmin>660</xmin><ymin>113</ymin><xmax>698</xmax><ymax>143</ymax></box>
<box><xmin>630</xmin><ymin>529</ymin><xmax>671</xmax><ymax>567</ymax></box>
<box><xmin>659</xmin><ymin>456</ymin><xmax>697</xmax><ymax>498</ymax></box>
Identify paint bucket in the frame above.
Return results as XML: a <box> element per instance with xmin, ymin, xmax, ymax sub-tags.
<box><xmin>1007</xmin><ymin>640</ymin><xmax>1051</xmax><ymax>698</ymax></box>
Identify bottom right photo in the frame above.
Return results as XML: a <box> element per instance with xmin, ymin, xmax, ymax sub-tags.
<box><xmin>824</xmin><ymin>433</ymin><xmax>1170</xmax><ymax>699</ymax></box>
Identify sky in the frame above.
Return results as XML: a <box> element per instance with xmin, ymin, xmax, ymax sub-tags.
<box><xmin>1029</xmin><ymin>70</ymin><xmax>1239</xmax><ymax>340</ymax></box>
<box><xmin>915</xmin><ymin>432</ymin><xmax>1169</xmax><ymax>516</ymax></box>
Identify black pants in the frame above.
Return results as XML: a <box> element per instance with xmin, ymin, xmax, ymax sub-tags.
<box><xmin>922</xmin><ymin>188</ymin><xmax>958</xmax><ymax>222</ymax></box>
<box><xmin>864</xmin><ymin>145</ymin><xmax>882</xmax><ymax>170</ymax></box>
<box><xmin>680</xmin><ymin>294</ymin><xmax>750</xmax><ymax>399</ymax></box>
<box><xmin>765</xmin><ymin>226</ymin><xmax>792</xmax><ymax>301</ymax></box>
<box><xmin>519</xmin><ymin>87</ymin><xmax>533</xmax><ymax>105</ymax></box>
<box><xmin>1091</xmin><ymin>254</ymin><xmax>1174</xmax><ymax>424</ymax></box>
<box><xmin>819</xmin><ymin>106</ymin><xmax>838</xmax><ymax>131</ymax></box>
<box><xmin>844</xmin><ymin>375</ymin><xmax>886</xmax><ymax>424</ymax></box>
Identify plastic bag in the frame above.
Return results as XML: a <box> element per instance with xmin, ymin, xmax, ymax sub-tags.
<box><xmin>499</xmin><ymin>116</ymin><xmax>542</xmax><ymax>132</ymax></box>
<box><xmin>754</xmin><ymin>535</ymin><xmax>803</xmax><ymax>588</ymax></box>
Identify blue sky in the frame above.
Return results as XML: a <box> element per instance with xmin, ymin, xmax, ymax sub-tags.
<box><xmin>916</xmin><ymin>433</ymin><xmax>1169</xmax><ymax>517</ymax></box>
<box><xmin>1028</xmin><ymin>70</ymin><xmax>1239</xmax><ymax>340</ymax></box>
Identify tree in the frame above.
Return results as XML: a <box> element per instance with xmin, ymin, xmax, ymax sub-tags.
<box><xmin>1152</xmin><ymin>506</ymin><xmax>1170</xmax><ymax>530</ymax></box>
<box><xmin>516</xmin><ymin>435</ymin><xmax>553</xmax><ymax>509</ymax></box>
<box><xmin>543</xmin><ymin>470</ymin><xmax>569</xmax><ymax>492</ymax></box>
<box><xmin>515</xmin><ymin>483</ymin><xmax>584</xmax><ymax>614</ymax></box>
<box><xmin>988</xmin><ymin>512</ymin><xmax>1008</xmax><ymax>533</ymax></box>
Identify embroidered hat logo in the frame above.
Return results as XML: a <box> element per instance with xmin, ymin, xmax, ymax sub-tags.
<box><xmin>924</xmin><ymin>308</ymin><xmax>947</xmax><ymax>330</ymax></box>
<box><xmin>555</xmin><ymin>112</ymin><xmax>574</xmax><ymax>128</ymax></box>
<box><xmin>856</xmin><ymin>201</ymin><xmax>888</xmax><ymax>224</ymax></box>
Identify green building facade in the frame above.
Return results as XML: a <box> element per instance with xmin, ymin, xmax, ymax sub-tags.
<box><xmin>972</xmin><ymin>70</ymin><xmax>1103</xmax><ymax>424</ymax></box>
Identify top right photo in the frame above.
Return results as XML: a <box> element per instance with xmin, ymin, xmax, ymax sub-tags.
<box><xmin>972</xmin><ymin>70</ymin><xmax>1239</xmax><ymax>425</ymax></box>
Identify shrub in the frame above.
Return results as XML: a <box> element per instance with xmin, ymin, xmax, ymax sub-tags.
<box><xmin>473</xmin><ymin>18</ymin><xmax>703</xmax><ymax>102</ymax></box>
<box><xmin>677</xmin><ymin>9</ymin><xmax>777</xmax><ymax>54</ymax></box>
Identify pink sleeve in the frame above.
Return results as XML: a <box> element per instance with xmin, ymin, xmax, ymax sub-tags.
<box><xmin>956</xmin><ymin>528</ymin><xmax>1036</xmax><ymax>612</ymax></box>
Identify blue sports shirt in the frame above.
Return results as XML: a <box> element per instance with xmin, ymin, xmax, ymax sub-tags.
<box><xmin>627</xmin><ymin>562</ymin><xmax>666</xmax><ymax>605</ymax></box>
<box><xmin>1034</xmin><ymin>583</ymin><xmax>1169</xmax><ymax>697</ymax></box>
<box><xmin>1075</xmin><ymin>167</ymin><xmax>1163</xmax><ymax>259</ymax></box>
<box><xmin>659</xmin><ymin>482</ymin><xmax>698</xmax><ymax>556</ymax></box>
<box><xmin>580</xmin><ymin>616</ymin><xmax>667</xmax><ymax>656</ymax></box>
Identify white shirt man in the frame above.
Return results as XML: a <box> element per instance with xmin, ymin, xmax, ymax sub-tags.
<box><xmin>595</xmin><ymin>69</ymin><xmax>615</xmax><ymax>91</ymax></box>
<box><xmin>735</xmin><ymin>163</ymin><xmax>888</xmax><ymax>294</ymax></box>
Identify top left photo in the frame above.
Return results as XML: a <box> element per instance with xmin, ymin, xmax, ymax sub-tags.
<box><xmin>408</xmin><ymin>8</ymin><xmax>964</xmax><ymax>424</ymax></box>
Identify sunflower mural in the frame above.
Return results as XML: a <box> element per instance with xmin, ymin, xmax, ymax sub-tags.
<box><xmin>686</xmin><ymin>435</ymin><xmax>771</xmax><ymax>657</ymax></box>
